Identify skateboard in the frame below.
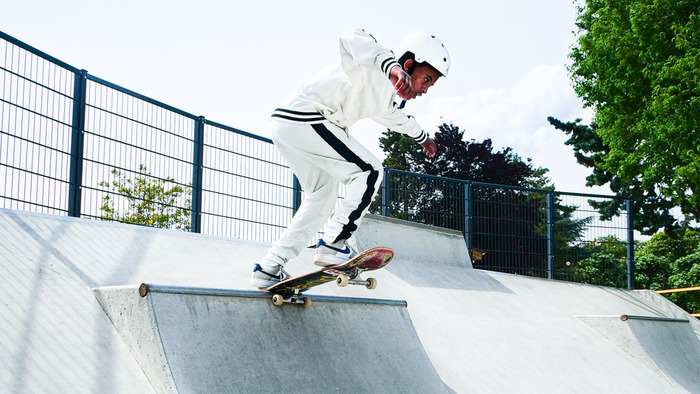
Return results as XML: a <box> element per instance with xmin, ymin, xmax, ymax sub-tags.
<box><xmin>263</xmin><ymin>247</ymin><xmax>394</xmax><ymax>308</ymax></box>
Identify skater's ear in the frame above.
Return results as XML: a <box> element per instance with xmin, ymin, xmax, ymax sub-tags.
<box><xmin>402</xmin><ymin>58</ymin><xmax>415</xmax><ymax>73</ymax></box>
<box><xmin>398</xmin><ymin>50</ymin><xmax>416</xmax><ymax>75</ymax></box>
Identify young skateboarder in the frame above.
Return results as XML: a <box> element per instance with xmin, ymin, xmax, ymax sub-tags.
<box><xmin>251</xmin><ymin>28</ymin><xmax>451</xmax><ymax>287</ymax></box>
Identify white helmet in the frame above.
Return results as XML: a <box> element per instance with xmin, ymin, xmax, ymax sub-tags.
<box><xmin>396</xmin><ymin>31</ymin><xmax>451</xmax><ymax>77</ymax></box>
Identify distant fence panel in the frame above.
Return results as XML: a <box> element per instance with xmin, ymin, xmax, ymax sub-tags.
<box><xmin>200</xmin><ymin>120</ymin><xmax>292</xmax><ymax>243</ymax></box>
<box><xmin>553</xmin><ymin>192</ymin><xmax>631</xmax><ymax>288</ymax></box>
<box><xmin>1</xmin><ymin>30</ymin><xmax>635</xmax><ymax>288</ymax></box>
<box><xmin>80</xmin><ymin>75</ymin><xmax>196</xmax><ymax>222</ymax></box>
<box><xmin>471</xmin><ymin>183</ymin><xmax>550</xmax><ymax>278</ymax></box>
<box><xmin>378</xmin><ymin>169</ymin><xmax>633</xmax><ymax>288</ymax></box>
<box><xmin>0</xmin><ymin>33</ymin><xmax>77</xmax><ymax>215</ymax></box>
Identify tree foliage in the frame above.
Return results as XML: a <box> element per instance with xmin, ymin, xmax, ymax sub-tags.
<box><xmin>380</xmin><ymin>123</ymin><xmax>550</xmax><ymax>188</ymax></box>
<box><xmin>553</xmin><ymin>228</ymin><xmax>699</xmax><ymax>314</ymax></box>
<box><xmin>548</xmin><ymin>117</ymin><xmax>678</xmax><ymax>235</ymax></box>
<box><xmin>636</xmin><ymin>228</ymin><xmax>700</xmax><ymax>313</ymax></box>
<box><xmin>555</xmin><ymin>235</ymin><xmax>629</xmax><ymax>288</ymax></box>
<box><xmin>552</xmin><ymin>0</ymin><xmax>700</xmax><ymax>235</ymax></box>
<box><xmin>98</xmin><ymin>165</ymin><xmax>192</xmax><ymax>231</ymax></box>
<box><xmin>379</xmin><ymin>123</ymin><xmax>591</xmax><ymax>277</ymax></box>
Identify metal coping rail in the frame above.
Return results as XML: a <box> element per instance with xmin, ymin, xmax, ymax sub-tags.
<box><xmin>137</xmin><ymin>283</ymin><xmax>408</xmax><ymax>307</ymax></box>
<box><xmin>619</xmin><ymin>314</ymin><xmax>689</xmax><ymax>323</ymax></box>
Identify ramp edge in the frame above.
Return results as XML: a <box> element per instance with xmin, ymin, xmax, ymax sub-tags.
<box><xmin>137</xmin><ymin>283</ymin><xmax>408</xmax><ymax>307</ymax></box>
<box><xmin>92</xmin><ymin>286</ymin><xmax>177</xmax><ymax>393</ymax></box>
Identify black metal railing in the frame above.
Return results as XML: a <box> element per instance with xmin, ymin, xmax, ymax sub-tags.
<box><xmin>1</xmin><ymin>31</ymin><xmax>292</xmax><ymax>244</ymax></box>
<box><xmin>375</xmin><ymin>169</ymin><xmax>634</xmax><ymax>289</ymax></box>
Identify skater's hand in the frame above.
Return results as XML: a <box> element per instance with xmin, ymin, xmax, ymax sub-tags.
<box><xmin>390</xmin><ymin>64</ymin><xmax>416</xmax><ymax>101</ymax></box>
<box><xmin>421</xmin><ymin>138</ymin><xmax>437</xmax><ymax>158</ymax></box>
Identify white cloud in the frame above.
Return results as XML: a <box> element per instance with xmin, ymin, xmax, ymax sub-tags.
<box><xmin>409</xmin><ymin>64</ymin><xmax>606</xmax><ymax>194</ymax></box>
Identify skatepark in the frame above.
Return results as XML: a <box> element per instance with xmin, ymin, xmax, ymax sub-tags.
<box><xmin>2</xmin><ymin>207</ymin><xmax>699</xmax><ymax>393</ymax></box>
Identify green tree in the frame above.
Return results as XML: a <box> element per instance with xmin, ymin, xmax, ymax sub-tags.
<box><xmin>636</xmin><ymin>228</ymin><xmax>700</xmax><ymax>313</ymax></box>
<box><xmin>380</xmin><ymin>123</ymin><xmax>550</xmax><ymax>187</ymax></box>
<box><xmin>556</xmin><ymin>235</ymin><xmax>629</xmax><ymax>288</ymax></box>
<box><xmin>634</xmin><ymin>254</ymin><xmax>673</xmax><ymax>291</ymax></box>
<box><xmin>379</xmin><ymin>123</ymin><xmax>591</xmax><ymax>278</ymax></box>
<box><xmin>99</xmin><ymin>164</ymin><xmax>192</xmax><ymax>231</ymax></box>
<box><xmin>379</xmin><ymin>124</ymin><xmax>551</xmax><ymax>231</ymax></box>
<box><xmin>551</xmin><ymin>0</ymin><xmax>700</xmax><ymax>235</ymax></box>
<box><xmin>548</xmin><ymin>117</ymin><xmax>679</xmax><ymax>235</ymax></box>
<box><xmin>667</xmin><ymin>251</ymin><xmax>700</xmax><ymax>314</ymax></box>
<box><xmin>637</xmin><ymin>227</ymin><xmax>700</xmax><ymax>264</ymax></box>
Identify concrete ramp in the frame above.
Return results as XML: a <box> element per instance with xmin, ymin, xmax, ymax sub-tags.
<box><xmin>356</xmin><ymin>214</ymin><xmax>471</xmax><ymax>268</ymax></box>
<box><xmin>93</xmin><ymin>284</ymin><xmax>449</xmax><ymax>393</ymax></box>
<box><xmin>630</xmin><ymin>316</ymin><xmax>700</xmax><ymax>390</ymax></box>
<box><xmin>3</xmin><ymin>208</ymin><xmax>699</xmax><ymax>393</ymax></box>
<box><xmin>578</xmin><ymin>315</ymin><xmax>700</xmax><ymax>392</ymax></box>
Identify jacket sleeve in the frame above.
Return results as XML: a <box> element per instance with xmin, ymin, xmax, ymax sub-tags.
<box><xmin>338</xmin><ymin>28</ymin><xmax>399</xmax><ymax>78</ymax></box>
<box><xmin>372</xmin><ymin>105</ymin><xmax>429</xmax><ymax>144</ymax></box>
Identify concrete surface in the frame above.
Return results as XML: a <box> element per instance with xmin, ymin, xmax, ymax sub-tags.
<box><xmin>355</xmin><ymin>214</ymin><xmax>472</xmax><ymax>268</ymax></box>
<box><xmin>93</xmin><ymin>285</ymin><xmax>447</xmax><ymax>393</ymax></box>
<box><xmin>626</xmin><ymin>316</ymin><xmax>700</xmax><ymax>389</ymax></box>
<box><xmin>578</xmin><ymin>314</ymin><xmax>700</xmax><ymax>390</ymax></box>
<box><xmin>1</xmin><ymin>208</ymin><xmax>699</xmax><ymax>393</ymax></box>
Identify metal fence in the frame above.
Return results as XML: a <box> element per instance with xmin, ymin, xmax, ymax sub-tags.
<box><xmin>375</xmin><ymin>169</ymin><xmax>633</xmax><ymax>288</ymax></box>
<box><xmin>0</xmin><ymin>30</ymin><xmax>634</xmax><ymax>288</ymax></box>
<box><xmin>0</xmin><ymin>30</ymin><xmax>293</xmax><ymax>244</ymax></box>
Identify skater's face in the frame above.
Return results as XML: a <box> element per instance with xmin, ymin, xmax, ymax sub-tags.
<box><xmin>404</xmin><ymin>59</ymin><xmax>441</xmax><ymax>99</ymax></box>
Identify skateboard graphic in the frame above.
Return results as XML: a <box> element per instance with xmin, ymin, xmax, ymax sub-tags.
<box><xmin>263</xmin><ymin>247</ymin><xmax>394</xmax><ymax>307</ymax></box>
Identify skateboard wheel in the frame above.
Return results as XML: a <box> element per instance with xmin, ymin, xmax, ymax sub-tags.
<box><xmin>301</xmin><ymin>297</ymin><xmax>312</xmax><ymax>308</ymax></box>
<box><xmin>336</xmin><ymin>275</ymin><xmax>349</xmax><ymax>287</ymax></box>
<box><xmin>272</xmin><ymin>294</ymin><xmax>284</xmax><ymax>306</ymax></box>
<box><xmin>366</xmin><ymin>277</ymin><xmax>377</xmax><ymax>290</ymax></box>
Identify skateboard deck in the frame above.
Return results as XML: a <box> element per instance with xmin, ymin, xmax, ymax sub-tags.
<box><xmin>263</xmin><ymin>246</ymin><xmax>394</xmax><ymax>307</ymax></box>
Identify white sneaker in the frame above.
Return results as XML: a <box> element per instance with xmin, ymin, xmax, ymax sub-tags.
<box><xmin>250</xmin><ymin>264</ymin><xmax>290</xmax><ymax>288</ymax></box>
<box><xmin>314</xmin><ymin>239</ymin><xmax>353</xmax><ymax>267</ymax></box>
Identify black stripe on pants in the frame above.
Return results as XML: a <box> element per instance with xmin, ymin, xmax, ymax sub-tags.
<box><xmin>310</xmin><ymin>123</ymin><xmax>379</xmax><ymax>243</ymax></box>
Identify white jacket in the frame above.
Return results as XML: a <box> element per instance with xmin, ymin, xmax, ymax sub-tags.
<box><xmin>271</xmin><ymin>28</ymin><xmax>428</xmax><ymax>144</ymax></box>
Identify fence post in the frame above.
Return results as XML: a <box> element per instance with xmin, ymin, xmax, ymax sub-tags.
<box><xmin>292</xmin><ymin>175</ymin><xmax>302</xmax><ymax>215</ymax></box>
<box><xmin>547</xmin><ymin>191</ymin><xmax>555</xmax><ymax>280</ymax></box>
<box><xmin>68</xmin><ymin>69</ymin><xmax>88</xmax><ymax>217</ymax></box>
<box><xmin>381</xmin><ymin>167</ymin><xmax>390</xmax><ymax>217</ymax></box>
<box><xmin>627</xmin><ymin>199</ymin><xmax>635</xmax><ymax>289</ymax></box>
<box><xmin>464</xmin><ymin>181</ymin><xmax>473</xmax><ymax>257</ymax></box>
<box><xmin>190</xmin><ymin>116</ymin><xmax>205</xmax><ymax>233</ymax></box>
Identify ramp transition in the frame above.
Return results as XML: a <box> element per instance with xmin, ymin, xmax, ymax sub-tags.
<box><xmin>578</xmin><ymin>314</ymin><xmax>700</xmax><ymax>392</ymax></box>
<box><xmin>3</xmin><ymin>208</ymin><xmax>700</xmax><ymax>393</ymax></box>
<box><xmin>93</xmin><ymin>284</ymin><xmax>449</xmax><ymax>393</ymax></box>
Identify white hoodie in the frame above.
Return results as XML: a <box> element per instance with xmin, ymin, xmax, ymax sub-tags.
<box><xmin>271</xmin><ymin>28</ymin><xmax>428</xmax><ymax>144</ymax></box>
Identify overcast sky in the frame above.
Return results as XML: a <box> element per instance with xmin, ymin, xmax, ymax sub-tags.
<box><xmin>3</xmin><ymin>0</ymin><xmax>609</xmax><ymax>194</ymax></box>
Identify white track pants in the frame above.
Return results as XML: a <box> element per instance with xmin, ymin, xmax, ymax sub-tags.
<box><xmin>265</xmin><ymin>119</ymin><xmax>383</xmax><ymax>264</ymax></box>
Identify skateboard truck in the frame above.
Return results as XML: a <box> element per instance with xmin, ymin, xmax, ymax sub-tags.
<box><xmin>271</xmin><ymin>269</ymin><xmax>378</xmax><ymax>308</ymax></box>
<box><xmin>335</xmin><ymin>268</ymin><xmax>378</xmax><ymax>289</ymax></box>
<box><xmin>271</xmin><ymin>289</ymin><xmax>312</xmax><ymax>308</ymax></box>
